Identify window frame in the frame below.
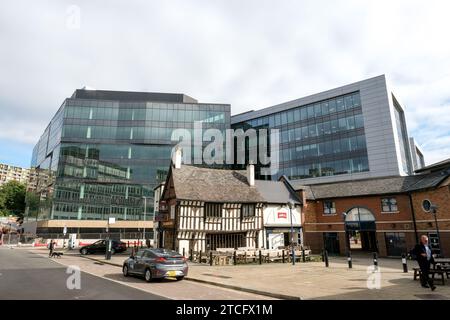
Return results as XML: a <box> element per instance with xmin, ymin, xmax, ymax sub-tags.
<box><xmin>381</xmin><ymin>197</ymin><xmax>398</xmax><ymax>213</ymax></box>
<box><xmin>323</xmin><ymin>200</ymin><xmax>336</xmax><ymax>215</ymax></box>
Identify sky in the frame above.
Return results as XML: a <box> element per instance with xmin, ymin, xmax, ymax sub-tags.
<box><xmin>1</xmin><ymin>0</ymin><xmax>450</xmax><ymax>168</ymax></box>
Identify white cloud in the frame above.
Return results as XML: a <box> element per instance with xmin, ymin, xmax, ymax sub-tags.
<box><xmin>1</xmin><ymin>0</ymin><xmax>450</xmax><ymax>165</ymax></box>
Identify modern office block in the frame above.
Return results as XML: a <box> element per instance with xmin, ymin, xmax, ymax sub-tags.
<box><xmin>27</xmin><ymin>88</ymin><xmax>230</xmax><ymax>237</ymax></box>
<box><xmin>231</xmin><ymin>75</ymin><xmax>419</xmax><ymax>184</ymax></box>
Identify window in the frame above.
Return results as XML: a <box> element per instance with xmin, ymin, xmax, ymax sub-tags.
<box><xmin>205</xmin><ymin>203</ymin><xmax>223</xmax><ymax>218</ymax></box>
<box><xmin>241</xmin><ymin>204</ymin><xmax>256</xmax><ymax>218</ymax></box>
<box><xmin>381</xmin><ymin>198</ymin><xmax>398</xmax><ymax>212</ymax></box>
<box><xmin>323</xmin><ymin>201</ymin><xmax>336</xmax><ymax>215</ymax></box>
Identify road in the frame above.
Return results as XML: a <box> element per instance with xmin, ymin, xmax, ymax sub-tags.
<box><xmin>0</xmin><ymin>247</ymin><xmax>271</xmax><ymax>300</ymax></box>
<box><xmin>0</xmin><ymin>247</ymin><xmax>166</xmax><ymax>300</ymax></box>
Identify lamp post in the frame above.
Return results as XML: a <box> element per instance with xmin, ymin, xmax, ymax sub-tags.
<box><xmin>142</xmin><ymin>196</ymin><xmax>149</xmax><ymax>244</ymax></box>
<box><xmin>430</xmin><ymin>204</ymin><xmax>444</xmax><ymax>257</ymax></box>
<box><xmin>288</xmin><ymin>201</ymin><xmax>295</xmax><ymax>265</ymax></box>
<box><xmin>342</xmin><ymin>212</ymin><xmax>352</xmax><ymax>268</ymax></box>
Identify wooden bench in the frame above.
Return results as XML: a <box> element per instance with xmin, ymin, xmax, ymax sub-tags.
<box><xmin>413</xmin><ymin>267</ymin><xmax>450</xmax><ymax>285</ymax></box>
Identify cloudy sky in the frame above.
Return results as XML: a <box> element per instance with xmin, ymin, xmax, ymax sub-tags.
<box><xmin>1</xmin><ymin>0</ymin><xmax>450</xmax><ymax>168</ymax></box>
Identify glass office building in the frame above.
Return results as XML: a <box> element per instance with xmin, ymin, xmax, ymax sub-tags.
<box><xmin>232</xmin><ymin>91</ymin><xmax>369</xmax><ymax>180</ymax></box>
<box><xmin>231</xmin><ymin>75</ymin><xmax>420</xmax><ymax>184</ymax></box>
<box><xmin>28</xmin><ymin>89</ymin><xmax>230</xmax><ymax>237</ymax></box>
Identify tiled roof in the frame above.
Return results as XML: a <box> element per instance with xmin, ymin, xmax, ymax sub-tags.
<box><xmin>292</xmin><ymin>169</ymin><xmax>450</xmax><ymax>200</ymax></box>
<box><xmin>171</xmin><ymin>165</ymin><xmax>265</xmax><ymax>203</ymax></box>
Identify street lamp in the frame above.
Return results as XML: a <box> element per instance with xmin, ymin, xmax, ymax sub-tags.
<box><xmin>430</xmin><ymin>204</ymin><xmax>444</xmax><ymax>257</ymax></box>
<box><xmin>288</xmin><ymin>201</ymin><xmax>295</xmax><ymax>265</ymax></box>
<box><xmin>342</xmin><ymin>212</ymin><xmax>352</xmax><ymax>268</ymax></box>
<box><xmin>142</xmin><ymin>196</ymin><xmax>149</xmax><ymax>243</ymax></box>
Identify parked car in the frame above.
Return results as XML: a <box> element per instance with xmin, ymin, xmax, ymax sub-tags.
<box><xmin>79</xmin><ymin>239</ymin><xmax>127</xmax><ymax>255</ymax></box>
<box><xmin>122</xmin><ymin>248</ymin><xmax>188</xmax><ymax>282</ymax></box>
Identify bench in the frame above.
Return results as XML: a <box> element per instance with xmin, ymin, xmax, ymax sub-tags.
<box><xmin>413</xmin><ymin>267</ymin><xmax>450</xmax><ymax>285</ymax></box>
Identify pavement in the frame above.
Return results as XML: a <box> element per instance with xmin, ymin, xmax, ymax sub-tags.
<box><xmin>4</xmin><ymin>247</ymin><xmax>450</xmax><ymax>300</ymax></box>
<box><xmin>52</xmin><ymin>248</ymin><xmax>450</xmax><ymax>300</ymax></box>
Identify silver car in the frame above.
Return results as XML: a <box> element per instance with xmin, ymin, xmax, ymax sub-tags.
<box><xmin>122</xmin><ymin>248</ymin><xmax>188</xmax><ymax>282</ymax></box>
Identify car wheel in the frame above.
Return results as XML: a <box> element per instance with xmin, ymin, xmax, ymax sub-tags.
<box><xmin>176</xmin><ymin>276</ymin><xmax>184</xmax><ymax>281</ymax></box>
<box><xmin>81</xmin><ymin>248</ymin><xmax>88</xmax><ymax>255</ymax></box>
<box><xmin>144</xmin><ymin>268</ymin><xmax>152</xmax><ymax>282</ymax></box>
<box><xmin>123</xmin><ymin>265</ymin><xmax>129</xmax><ymax>277</ymax></box>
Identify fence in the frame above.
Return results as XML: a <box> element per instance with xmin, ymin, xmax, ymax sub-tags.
<box><xmin>183</xmin><ymin>247</ymin><xmax>313</xmax><ymax>266</ymax></box>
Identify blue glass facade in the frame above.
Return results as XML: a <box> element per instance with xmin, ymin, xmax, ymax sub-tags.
<box><xmin>29</xmin><ymin>91</ymin><xmax>230</xmax><ymax>224</ymax></box>
<box><xmin>232</xmin><ymin>91</ymin><xmax>369</xmax><ymax>180</ymax></box>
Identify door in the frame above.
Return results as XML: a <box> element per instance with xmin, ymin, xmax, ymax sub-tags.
<box><xmin>323</xmin><ymin>232</ymin><xmax>340</xmax><ymax>255</ymax></box>
<box><xmin>268</xmin><ymin>233</ymin><xmax>284</xmax><ymax>249</ymax></box>
<box><xmin>385</xmin><ymin>232</ymin><xmax>406</xmax><ymax>256</ymax></box>
<box><xmin>132</xmin><ymin>250</ymin><xmax>147</xmax><ymax>274</ymax></box>
<box><xmin>95</xmin><ymin>240</ymin><xmax>106</xmax><ymax>253</ymax></box>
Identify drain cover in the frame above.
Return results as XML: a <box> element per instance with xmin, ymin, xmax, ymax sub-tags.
<box><xmin>415</xmin><ymin>294</ymin><xmax>449</xmax><ymax>300</ymax></box>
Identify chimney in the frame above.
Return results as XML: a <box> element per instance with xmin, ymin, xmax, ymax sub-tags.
<box><xmin>247</xmin><ymin>163</ymin><xmax>255</xmax><ymax>186</ymax></box>
<box><xmin>173</xmin><ymin>147</ymin><xmax>182</xmax><ymax>169</ymax></box>
<box><xmin>296</xmin><ymin>187</ymin><xmax>307</xmax><ymax>208</ymax></box>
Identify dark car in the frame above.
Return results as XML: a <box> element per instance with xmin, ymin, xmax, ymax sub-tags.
<box><xmin>79</xmin><ymin>239</ymin><xmax>127</xmax><ymax>255</ymax></box>
<box><xmin>122</xmin><ymin>248</ymin><xmax>188</xmax><ymax>282</ymax></box>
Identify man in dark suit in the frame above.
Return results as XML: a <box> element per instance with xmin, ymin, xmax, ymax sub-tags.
<box><xmin>413</xmin><ymin>235</ymin><xmax>436</xmax><ymax>291</ymax></box>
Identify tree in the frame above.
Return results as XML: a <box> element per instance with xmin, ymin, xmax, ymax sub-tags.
<box><xmin>0</xmin><ymin>181</ymin><xmax>26</xmax><ymax>218</ymax></box>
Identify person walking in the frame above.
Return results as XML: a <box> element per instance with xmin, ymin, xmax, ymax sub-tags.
<box><xmin>412</xmin><ymin>235</ymin><xmax>436</xmax><ymax>291</ymax></box>
<box><xmin>48</xmin><ymin>239</ymin><xmax>55</xmax><ymax>258</ymax></box>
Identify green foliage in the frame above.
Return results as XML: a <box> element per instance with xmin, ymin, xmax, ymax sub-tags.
<box><xmin>0</xmin><ymin>181</ymin><xmax>26</xmax><ymax>218</ymax></box>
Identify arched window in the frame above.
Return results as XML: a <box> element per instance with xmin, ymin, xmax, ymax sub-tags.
<box><xmin>345</xmin><ymin>207</ymin><xmax>375</xmax><ymax>222</ymax></box>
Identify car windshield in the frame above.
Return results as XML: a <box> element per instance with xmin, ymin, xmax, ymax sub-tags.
<box><xmin>152</xmin><ymin>248</ymin><xmax>182</xmax><ymax>258</ymax></box>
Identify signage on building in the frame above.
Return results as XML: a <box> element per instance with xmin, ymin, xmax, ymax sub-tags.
<box><xmin>159</xmin><ymin>200</ymin><xmax>168</xmax><ymax>212</ymax></box>
<box><xmin>154</xmin><ymin>212</ymin><xmax>169</xmax><ymax>222</ymax></box>
<box><xmin>162</xmin><ymin>221</ymin><xmax>174</xmax><ymax>227</ymax></box>
<box><xmin>277</xmin><ymin>212</ymin><xmax>287</xmax><ymax>219</ymax></box>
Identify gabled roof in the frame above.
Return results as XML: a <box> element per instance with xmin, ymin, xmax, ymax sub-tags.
<box><xmin>293</xmin><ymin>169</ymin><xmax>450</xmax><ymax>200</ymax></box>
<box><xmin>254</xmin><ymin>180</ymin><xmax>301</xmax><ymax>204</ymax></box>
<box><xmin>171</xmin><ymin>165</ymin><xmax>265</xmax><ymax>203</ymax></box>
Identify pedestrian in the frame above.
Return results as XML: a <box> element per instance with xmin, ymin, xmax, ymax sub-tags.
<box><xmin>48</xmin><ymin>239</ymin><xmax>55</xmax><ymax>258</ymax></box>
<box><xmin>412</xmin><ymin>235</ymin><xmax>436</xmax><ymax>291</ymax></box>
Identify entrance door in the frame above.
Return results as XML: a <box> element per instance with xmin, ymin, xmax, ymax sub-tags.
<box><xmin>385</xmin><ymin>232</ymin><xmax>406</xmax><ymax>256</ymax></box>
<box><xmin>268</xmin><ymin>233</ymin><xmax>284</xmax><ymax>249</ymax></box>
<box><xmin>323</xmin><ymin>232</ymin><xmax>340</xmax><ymax>254</ymax></box>
<box><xmin>345</xmin><ymin>207</ymin><xmax>378</xmax><ymax>253</ymax></box>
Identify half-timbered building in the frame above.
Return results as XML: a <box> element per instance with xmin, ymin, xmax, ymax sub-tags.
<box><xmin>155</xmin><ymin>151</ymin><xmax>266</xmax><ymax>254</ymax></box>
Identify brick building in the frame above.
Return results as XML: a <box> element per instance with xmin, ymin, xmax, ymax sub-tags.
<box><xmin>296</xmin><ymin>158</ymin><xmax>450</xmax><ymax>257</ymax></box>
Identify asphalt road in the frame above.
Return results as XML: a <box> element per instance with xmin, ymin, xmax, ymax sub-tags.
<box><xmin>0</xmin><ymin>247</ymin><xmax>167</xmax><ymax>300</ymax></box>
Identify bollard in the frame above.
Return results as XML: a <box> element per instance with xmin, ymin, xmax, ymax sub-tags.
<box><xmin>259</xmin><ymin>250</ymin><xmax>262</xmax><ymax>265</ymax></box>
<box><xmin>199</xmin><ymin>250</ymin><xmax>202</xmax><ymax>263</ymax></box>
<box><xmin>190</xmin><ymin>249</ymin><xmax>193</xmax><ymax>262</ymax></box>
<box><xmin>302</xmin><ymin>248</ymin><xmax>306</xmax><ymax>263</ymax></box>
<box><xmin>183</xmin><ymin>247</ymin><xmax>185</xmax><ymax>258</ymax></box>
<box><xmin>402</xmin><ymin>253</ymin><xmax>408</xmax><ymax>273</ymax></box>
<box><xmin>210</xmin><ymin>251</ymin><xmax>213</xmax><ymax>266</ymax></box>
<box><xmin>373</xmin><ymin>252</ymin><xmax>378</xmax><ymax>269</ymax></box>
<box><xmin>233</xmin><ymin>250</ymin><xmax>237</xmax><ymax>265</ymax></box>
<box><xmin>127</xmin><ymin>241</ymin><xmax>130</xmax><ymax>248</ymax></box>
<box><xmin>282</xmin><ymin>250</ymin><xmax>285</xmax><ymax>263</ymax></box>
<box><xmin>324</xmin><ymin>249</ymin><xmax>329</xmax><ymax>267</ymax></box>
<box><xmin>347</xmin><ymin>251</ymin><xmax>352</xmax><ymax>269</ymax></box>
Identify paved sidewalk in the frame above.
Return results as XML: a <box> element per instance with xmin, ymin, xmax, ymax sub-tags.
<box><xmin>26</xmin><ymin>247</ymin><xmax>450</xmax><ymax>300</ymax></box>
